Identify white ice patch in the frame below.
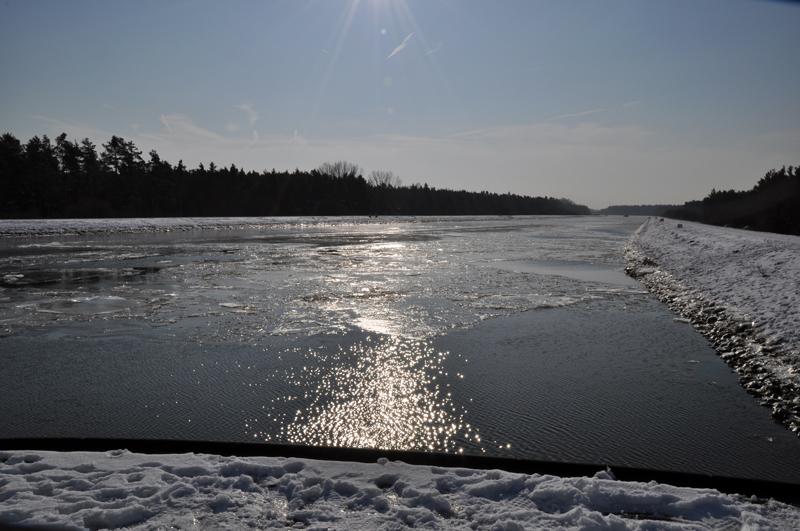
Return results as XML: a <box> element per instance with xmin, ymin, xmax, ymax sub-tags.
<box><xmin>353</xmin><ymin>316</ymin><xmax>397</xmax><ymax>335</ymax></box>
<box><xmin>269</xmin><ymin>320</ymin><xmax>326</xmax><ymax>336</ymax></box>
<box><xmin>33</xmin><ymin>296</ymin><xmax>138</xmax><ymax>315</ymax></box>
<box><xmin>469</xmin><ymin>294</ymin><xmax>580</xmax><ymax>311</ymax></box>
<box><xmin>490</xmin><ymin>259</ymin><xmax>642</xmax><ymax>287</ymax></box>
<box><xmin>17</xmin><ymin>241</ymin><xmax>64</xmax><ymax>248</ymax></box>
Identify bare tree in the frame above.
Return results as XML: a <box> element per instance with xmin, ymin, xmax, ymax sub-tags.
<box><xmin>367</xmin><ymin>170</ymin><xmax>402</xmax><ymax>188</ymax></box>
<box><xmin>316</xmin><ymin>161</ymin><xmax>362</xmax><ymax>179</ymax></box>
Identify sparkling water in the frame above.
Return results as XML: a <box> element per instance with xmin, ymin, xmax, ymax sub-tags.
<box><xmin>2</xmin><ymin>216</ymin><xmax>800</xmax><ymax>482</ymax></box>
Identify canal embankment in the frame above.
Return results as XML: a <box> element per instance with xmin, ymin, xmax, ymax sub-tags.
<box><xmin>625</xmin><ymin>218</ymin><xmax>800</xmax><ymax>434</ymax></box>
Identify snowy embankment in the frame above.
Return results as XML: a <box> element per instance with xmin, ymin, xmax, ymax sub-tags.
<box><xmin>2</xmin><ymin>449</ymin><xmax>800</xmax><ymax>530</ymax></box>
<box><xmin>625</xmin><ymin>218</ymin><xmax>800</xmax><ymax>434</ymax></box>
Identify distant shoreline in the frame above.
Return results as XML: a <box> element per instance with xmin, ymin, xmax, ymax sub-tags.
<box><xmin>0</xmin><ymin>214</ymin><xmax>583</xmax><ymax>238</ymax></box>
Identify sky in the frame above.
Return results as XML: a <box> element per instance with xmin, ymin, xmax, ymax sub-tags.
<box><xmin>1</xmin><ymin>0</ymin><xmax>798</xmax><ymax>209</ymax></box>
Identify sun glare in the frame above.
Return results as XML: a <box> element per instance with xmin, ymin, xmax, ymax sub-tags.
<box><xmin>309</xmin><ymin>0</ymin><xmax>448</xmax><ymax>126</ymax></box>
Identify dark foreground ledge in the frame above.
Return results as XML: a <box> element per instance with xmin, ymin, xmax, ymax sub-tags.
<box><xmin>3</xmin><ymin>438</ymin><xmax>799</xmax><ymax>505</ymax></box>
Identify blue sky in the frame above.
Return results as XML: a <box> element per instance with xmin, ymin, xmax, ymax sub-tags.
<box><xmin>1</xmin><ymin>0</ymin><xmax>798</xmax><ymax>209</ymax></box>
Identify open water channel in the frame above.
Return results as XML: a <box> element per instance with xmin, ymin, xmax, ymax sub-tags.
<box><xmin>2</xmin><ymin>216</ymin><xmax>800</xmax><ymax>483</ymax></box>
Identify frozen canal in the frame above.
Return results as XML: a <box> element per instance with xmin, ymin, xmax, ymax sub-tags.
<box><xmin>2</xmin><ymin>216</ymin><xmax>800</xmax><ymax>483</ymax></box>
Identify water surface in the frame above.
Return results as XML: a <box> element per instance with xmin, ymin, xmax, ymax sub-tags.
<box><xmin>2</xmin><ymin>215</ymin><xmax>799</xmax><ymax>482</ymax></box>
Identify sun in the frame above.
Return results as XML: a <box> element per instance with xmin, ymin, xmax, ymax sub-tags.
<box><xmin>309</xmin><ymin>0</ymin><xmax>441</xmax><ymax>122</ymax></box>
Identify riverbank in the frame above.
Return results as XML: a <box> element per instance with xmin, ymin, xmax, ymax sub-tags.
<box><xmin>1</xmin><ymin>447</ymin><xmax>799</xmax><ymax>530</ymax></box>
<box><xmin>625</xmin><ymin>218</ymin><xmax>800</xmax><ymax>434</ymax></box>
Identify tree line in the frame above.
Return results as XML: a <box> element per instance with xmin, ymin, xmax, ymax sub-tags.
<box><xmin>0</xmin><ymin>133</ymin><xmax>590</xmax><ymax>219</ymax></box>
<box><xmin>663</xmin><ymin>166</ymin><xmax>800</xmax><ymax>236</ymax></box>
<box><xmin>595</xmin><ymin>204</ymin><xmax>680</xmax><ymax>216</ymax></box>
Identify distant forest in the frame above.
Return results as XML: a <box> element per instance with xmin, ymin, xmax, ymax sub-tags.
<box><xmin>0</xmin><ymin>133</ymin><xmax>590</xmax><ymax>219</ymax></box>
<box><xmin>662</xmin><ymin>166</ymin><xmax>800</xmax><ymax>236</ymax></box>
<box><xmin>594</xmin><ymin>204</ymin><xmax>679</xmax><ymax>216</ymax></box>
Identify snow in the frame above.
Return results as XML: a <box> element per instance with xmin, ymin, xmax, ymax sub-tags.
<box><xmin>2</xmin><ymin>449</ymin><xmax>799</xmax><ymax>530</ymax></box>
<box><xmin>0</xmin><ymin>217</ymin><xmax>315</xmax><ymax>236</ymax></box>
<box><xmin>0</xmin><ymin>216</ymin><xmax>486</xmax><ymax>237</ymax></box>
<box><xmin>3</xmin><ymin>216</ymin><xmax>800</xmax><ymax>529</ymax></box>
<box><xmin>631</xmin><ymin>218</ymin><xmax>800</xmax><ymax>355</ymax></box>
<box><xmin>626</xmin><ymin>218</ymin><xmax>800</xmax><ymax>434</ymax></box>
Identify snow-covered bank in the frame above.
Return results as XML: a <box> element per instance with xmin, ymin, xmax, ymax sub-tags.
<box><xmin>625</xmin><ymin>218</ymin><xmax>800</xmax><ymax>434</ymax></box>
<box><xmin>2</xmin><ymin>449</ymin><xmax>799</xmax><ymax>530</ymax></box>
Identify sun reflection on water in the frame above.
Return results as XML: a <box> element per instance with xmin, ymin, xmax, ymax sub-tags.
<box><xmin>250</xmin><ymin>336</ymin><xmax>466</xmax><ymax>451</ymax></box>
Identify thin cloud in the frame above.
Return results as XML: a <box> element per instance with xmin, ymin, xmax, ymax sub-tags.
<box><xmin>290</xmin><ymin>129</ymin><xmax>308</xmax><ymax>146</ymax></box>
<box><xmin>102</xmin><ymin>103</ymin><xmax>117</xmax><ymax>111</ymax></box>
<box><xmin>132</xmin><ymin>125</ymin><xmax>172</xmax><ymax>145</ymax></box>
<box><xmin>546</xmin><ymin>109</ymin><xmax>604</xmax><ymax>121</ymax></box>
<box><xmin>159</xmin><ymin>114</ymin><xmax>224</xmax><ymax>142</ymax></box>
<box><xmin>622</xmin><ymin>100</ymin><xmax>641</xmax><ymax>108</ymax></box>
<box><xmin>446</xmin><ymin>122</ymin><xmax>652</xmax><ymax>146</ymax></box>
<box><xmin>426</xmin><ymin>43</ymin><xmax>443</xmax><ymax>55</ymax></box>
<box><xmin>447</xmin><ymin>128</ymin><xmax>491</xmax><ymax>138</ymax></box>
<box><xmin>237</xmin><ymin>104</ymin><xmax>259</xmax><ymax>128</ymax></box>
<box><xmin>160</xmin><ymin>114</ymin><xmax>173</xmax><ymax>134</ymax></box>
<box><xmin>243</xmin><ymin>129</ymin><xmax>260</xmax><ymax>150</ymax></box>
<box><xmin>387</xmin><ymin>33</ymin><xmax>414</xmax><ymax>59</ymax></box>
<box><xmin>145</xmin><ymin>114</ymin><xmax>307</xmax><ymax>153</ymax></box>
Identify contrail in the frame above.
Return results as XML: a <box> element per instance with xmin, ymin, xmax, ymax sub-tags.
<box><xmin>387</xmin><ymin>33</ymin><xmax>414</xmax><ymax>59</ymax></box>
